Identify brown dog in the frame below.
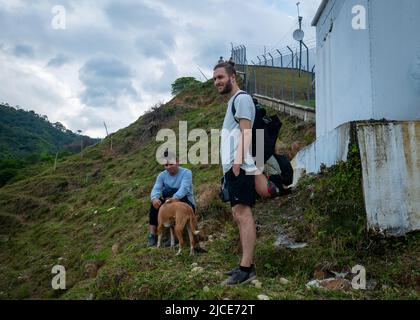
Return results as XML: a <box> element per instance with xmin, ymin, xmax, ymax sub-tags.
<box><xmin>157</xmin><ymin>198</ymin><xmax>199</xmax><ymax>256</ymax></box>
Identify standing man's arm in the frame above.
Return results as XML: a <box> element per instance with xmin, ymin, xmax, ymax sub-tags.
<box><xmin>233</xmin><ymin>119</ymin><xmax>252</xmax><ymax>176</ymax></box>
<box><xmin>232</xmin><ymin>95</ymin><xmax>254</xmax><ymax>176</ymax></box>
<box><xmin>150</xmin><ymin>173</ymin><xmax>164</xmax><ymax>209</ymax></box>
<box><xmin>172</xmin><ymin>170</ymin><xmax>192</xmax><ymax>200</ymax></box>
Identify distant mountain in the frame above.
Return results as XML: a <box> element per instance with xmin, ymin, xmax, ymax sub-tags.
<box><xmin>0</xmin><ymin>103</ymin><xmax>100</xmax><ymax>186</ymax></box>
<box><xmin>0</xmin><ymin>103</ymin><xmax>99</xmax><ymax>160</ymax></box>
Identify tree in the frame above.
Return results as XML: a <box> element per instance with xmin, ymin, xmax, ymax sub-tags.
<box><xmin>53</xmin><ymin>122</ymin><xmax>66</xmax><ymax>132</ymax></box>
<box><xmin>171</xmin><ymin>77</ymin><xmax>200</xmax><ymax>96</ymax></box>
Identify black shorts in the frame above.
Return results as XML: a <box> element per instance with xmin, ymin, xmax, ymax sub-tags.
<box><xmin>225</xmin><ymin>167</ymin><xmax>256</xmax><ymax>208</ymax></box>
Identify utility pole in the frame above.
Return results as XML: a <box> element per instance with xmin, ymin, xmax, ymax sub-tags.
<box><xmin>77</xmin><ymin>129</ymin><xmax>83</xmax><ymax>158</ymax></box>
<box><xmin>103</xmin><ymin>121</ymin><xmax>112</xmax><ymax>151</ymax></box>
<box><xmin>197</xmin><ymin>66</ymin><xmax>208</xmax><ymax>81</ymax></box>
<box><xmin>297</xmin><ymin>2</ymin><xmax>303</xmax><ymax>76</ymax></box>
<box><xmin>53</xmin><ymin>152</ymin><xmax>58</xmax><ymax>171</ymax></box>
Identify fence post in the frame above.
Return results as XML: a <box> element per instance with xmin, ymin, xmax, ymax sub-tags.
<box><xmin>301</xmin><ymin>41</ymin><xmax>310</xmax><ymax>72</ymax></box>
<box><xmin>276</xmin><ymin>50</ymin><xmax>284</xmax><ymax>100</ymax></box>
<box><xmin>287</xmin><ymin>46</ymin><xmax>294</xmax><ymax>69</ymax></box>
<box><xmin>276</xmin><ymin>49</ymin><xmax>283</xmax><ymax>68</ymax></box>
<box><xmin>254</xmin><ymin>70</ymin><xmax>257</xmax><ymax>95</ymax></box>
<box><xmin>271</xmin><ymin>66</ymin><xmax>275</xmax><ymax>98</ymax></box>
<box><xmin>268</xmin><ymin>52</ymin><xmax>274</xmax><ymax>67</ymax></box>
<box><xmin>265</xmin><ymin>65</ymin><xmax>268</xmax><ymax>96</ymax></box>
<box><xmin>267</xmin><ymin>53</ymin><xmax>274</xmax><ymax>98</ymax></box>
<box><xmin>301</xmin><ymin>41</ymin><xmax>310</xmax><ymax>105</ymax></box>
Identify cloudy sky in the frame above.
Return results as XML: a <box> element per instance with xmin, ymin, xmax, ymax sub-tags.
<box><xmin>0</xmin><ymin>0</ymin><xmax>321</xmax><ymax>138</ymax></box>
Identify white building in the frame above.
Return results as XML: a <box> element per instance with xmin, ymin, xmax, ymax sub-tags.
<box><xmin>313</xmin><ymin>0</ymin><xmax>420</xmax><ymax>137</ymax></box>
<box><xmin>293</xmin><ymin>0</ymin><xmax>420</xmax><ymax>236</ymax></box>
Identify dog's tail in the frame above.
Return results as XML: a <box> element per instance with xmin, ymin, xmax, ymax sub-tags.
<box><xmin>189</xmin><ymin>207</ymin><xmax>200</xmax><ymax>236</ymax></box>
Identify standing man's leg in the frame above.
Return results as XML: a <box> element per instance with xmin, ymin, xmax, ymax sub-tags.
<box><xmin>222</xmin><ymin>169</ymin><xmax>257</xmax><ymax>285</ymax></box>
<box><xmin>255</xmin><ymin>173</ymin><xmax>279</xmax><ymax>197</ymax></box>
<box><xmin>232</xmin><ymin>204</ymin><xmax>256</xmax><ymax>267</ymax></box>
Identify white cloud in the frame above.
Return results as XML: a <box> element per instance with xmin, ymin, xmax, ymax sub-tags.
<box><xmin>0</xmin><ymin>0</ymin><xmax>322</xmax><ymax>138</ymax></box>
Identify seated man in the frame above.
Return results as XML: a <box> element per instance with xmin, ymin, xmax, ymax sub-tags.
<box><xmin>148</xmin><ymin>151</ymin><xmax>196</xmax><ymax>246</ymax></box>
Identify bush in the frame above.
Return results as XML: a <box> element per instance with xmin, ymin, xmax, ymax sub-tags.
<box><xmin>0</xmin><ymin>168</ymin><xmax>18</xmax><ymax>187</ymax></box>
<box><xmin>171</xmin><ymin>77</ymin><xmax>201</xmax><ymax>96</ymax></box>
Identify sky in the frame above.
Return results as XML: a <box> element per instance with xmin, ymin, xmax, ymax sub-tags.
<box><xmin>0</xmin><ymin>0</ymin><xmax>322</xmax><ymax>138</ymax></box>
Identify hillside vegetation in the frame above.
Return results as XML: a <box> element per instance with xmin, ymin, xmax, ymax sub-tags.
<box><xmin>0</xmin><ymin>81</ymin><xmax>418</xmax><ymax>300</ymax></box>
<box><xmin>0</xmin><ymin>103</ymin><xmax>99</xmax><ymax>187</ymax></box>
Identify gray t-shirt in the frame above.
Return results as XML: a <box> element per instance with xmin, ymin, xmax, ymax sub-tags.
<box><xmin>220</xmin><ymin>90</ymin><xmax>257</xmax><ymax>174</ymax></box>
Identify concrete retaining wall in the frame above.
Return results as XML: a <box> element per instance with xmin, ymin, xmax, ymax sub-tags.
<box><xmin>253</xmin><ymin>94</ymin><xmax>315</xmax><ymax>123</ymax></box>
<box><xmin>357</xmin><ymin>121</ymin><xmax>420</xmax><ymax>236</ymax></box>
<box><xmin>291</xmin><ymin>122</ymin><xmax>351</xmax><ymax>185</ymax></box>
<box><xmin>292</xmin><ymin>120</ymin><xmax>420</xmax><ymax>236</ymax></box>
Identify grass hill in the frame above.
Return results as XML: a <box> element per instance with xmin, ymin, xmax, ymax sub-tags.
<box><xmin>0</xmin><ymin>81</ymin><xmax>418</xmax><ymax>300</ymax></box>
<box><xmin>0</xmin><ymin>103</ymin><xmax>99</xmax><ymax>187</ymax></box>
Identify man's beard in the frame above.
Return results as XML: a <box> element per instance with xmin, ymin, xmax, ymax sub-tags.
<box><xmin>220</xmin><ymin>80</ymin><xmax>233</xmax><ymax>94</ymax></box>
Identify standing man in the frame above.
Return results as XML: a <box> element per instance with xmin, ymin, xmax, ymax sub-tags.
<box><xmin>148</xmin><ymin>151</ymin><xmax>196</xmax><ymax>246</ymax></box>
<box><xmin>213</xmin><ymin>61</ymin><xmax>279</xmax><ymax>285</ymax></box>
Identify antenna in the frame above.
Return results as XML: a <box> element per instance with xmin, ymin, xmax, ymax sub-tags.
<box><xmin>293</xmin><ymin>2</ymin><xmax>304</xmax><ymax>42</ymax></box>
<box><xmin>293</xmin><ymin>29</ymin><xmax>304</xmax><ymax>41</ymax></box>
<box><xmin>293</xmin><ymin>1</ymin><xmax>304</xmax><ymax>76</ymax></box>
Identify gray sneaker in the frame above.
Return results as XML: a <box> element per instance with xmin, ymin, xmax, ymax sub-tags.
<box><xmin>222</xmin><ymin>268</ymin><xmax>256</xmax><ymax>286</ymax></box>
<box><xmin>147</xmin><ymin>234</ymin><xmax>157</xmax><ymax>247</ymax></box>
<box><xmin>224</xmin><ymin>264</ymin><xmax>255</xmax><ymax>276</ymax></box>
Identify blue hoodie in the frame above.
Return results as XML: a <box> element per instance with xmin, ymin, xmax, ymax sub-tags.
<box><xmin>150</xmin><ymin>167</ymin><xmax>195</xmax><ymax>206</ymax></box>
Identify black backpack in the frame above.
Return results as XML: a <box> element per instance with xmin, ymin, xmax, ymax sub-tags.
<box><xmin>273</xmin><ymin>154</ymin><xmax>294</xmax><ymax>186</ymax></box>
<box><xmin>232</xmin><ymin>92</ymin><xmax>282</xmax><ymax>163</ymax></box>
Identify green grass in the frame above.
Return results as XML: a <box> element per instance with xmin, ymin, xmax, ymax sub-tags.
<box><xmin>0</xmin><ymin>82</ymin><xmax>418</xmax><ymax>300</ymax></box>
<box><xmin>296</xmin><ymin>99</ymin><xmax>316</xmax><ymax>108</ymax></box>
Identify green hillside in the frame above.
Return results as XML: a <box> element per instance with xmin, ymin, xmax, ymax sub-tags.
<box><xmin>0</xmin><ymin>81</ymin><xmax>418</xmax><ymax>300</ymax></box>
<box><xmin>0</xmin><ymin>103</ymin><xmax>99</xmax><ymax>187</ymax></box>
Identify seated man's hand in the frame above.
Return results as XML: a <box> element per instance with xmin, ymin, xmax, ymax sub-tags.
<box><xmin>152</xmin><ymin>198</ymin><xmax>162</xmax><ymax>209</ymax></box>
<box><xmin>165</xmin><ymin>198</ymin><xmax>176</xmax><ymax>203</ymax></box>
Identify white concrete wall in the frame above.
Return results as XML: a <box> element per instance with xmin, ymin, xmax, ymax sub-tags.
<box><xmin>304</xmin><ymin>0</ymin><xmax>420</xmax><ymax>236</ymax></box>
<box><xmin>315</xmin><ymin>0</ymin><xmax>372</xmax><ymax>138</ymax></box>
<box><xmin>315</xmin><ymin>0</ymin><xmax>420</xmax><ymax>138</ymax></box>
<box><xmin>357</xmin><ymin>121</ymin><xmax>420</xmax><ymax>236</ymax></box>
<box><xmin>369</xmin><ymin>0</ymin><xmax>420</xmax><ymax>120</ymax></box>
<box><xmin>291</xmin><ymin>123</ymin><xmax>350</xmax><ymax>185</ymax></box>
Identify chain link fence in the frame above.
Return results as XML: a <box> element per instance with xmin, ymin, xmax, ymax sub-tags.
<box><xmin>233</xmin><ymin>45</ymin><xmax>316</xmax><ymax>108</ymax></box>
